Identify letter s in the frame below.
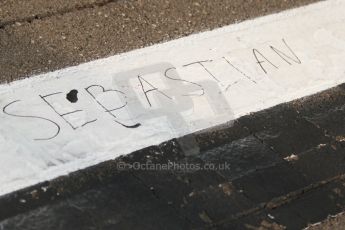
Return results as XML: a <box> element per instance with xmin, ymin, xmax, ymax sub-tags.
<box><xmin>3</xmin><ymin>100</ymin><xmax>60</xmax><ymax>141</ymax></box>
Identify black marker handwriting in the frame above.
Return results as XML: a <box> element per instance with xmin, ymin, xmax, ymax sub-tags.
<box><xmin>137</xmin><ymin>75</ymin><xmax>172</xmax><ymax>107</ymax></box>
<box><xmin>85</xmin><ymin>84</ymin><xmax>141</xmax><ymax>129</ymax></box>
<box><xmin>3</xmin><ymin>100</ymin><xmax>60</xmax><ymax>141</ymax></box>
<box><xmin>164</xmin><ymin>67</ymin><xmax>205</xmax><ymax>96</ymax></box>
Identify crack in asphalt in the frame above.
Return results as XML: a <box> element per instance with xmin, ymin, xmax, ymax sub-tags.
<box><xmin>0</xmin><ymin>0</ymin><xmax>123</xmax><ymax>30</ymax></box>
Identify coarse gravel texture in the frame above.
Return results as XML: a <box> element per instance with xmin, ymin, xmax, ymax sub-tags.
<box><xmin>0</xmin><ymin>0</ymin><xmax>112</xmax><ymax>25</ymax></box>
<box><xmin>0</xmin><ymin>0</ymin><xmax>321</xmax><ymax>83</ymax></box>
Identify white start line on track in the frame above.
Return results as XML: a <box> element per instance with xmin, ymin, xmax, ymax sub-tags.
<box><xmin>0</xmin><ymin>0</ymin><xmax>345</xmax><ymax>196</ymax></box>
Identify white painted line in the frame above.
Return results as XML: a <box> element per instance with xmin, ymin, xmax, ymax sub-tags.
<box><xmin>0</xmin><ymin>0</ymin><xmax>345</xmax><ymax>196</ymax></box>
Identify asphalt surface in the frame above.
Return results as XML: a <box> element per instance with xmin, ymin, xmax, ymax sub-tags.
<box><xmin>307</xmin><ymin>212</ymin><xmax>345</xmax><ymax>230</ymax></box>
<box><xmin>0</xmin><ymin>0</ymin><xmax>105</xmax><ymax>25</ymax></box>
<box><xmin>1</xmin><ymin>82</ymin><xmax>345</xmax><ymax>229</ymax></box>
<box><xmin>0</xmin><ymin>0</ymin><xmax>320</xmax><ymax>83</ymax></box>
